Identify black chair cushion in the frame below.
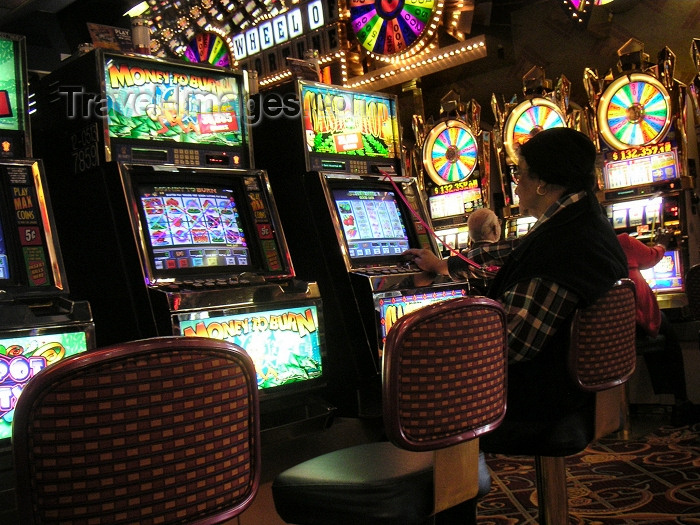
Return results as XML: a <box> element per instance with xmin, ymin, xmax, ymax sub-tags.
<box><xmin>272</xmin><ymin>441</ymin><xmax>492</xmax><ymax>525</ymax></box>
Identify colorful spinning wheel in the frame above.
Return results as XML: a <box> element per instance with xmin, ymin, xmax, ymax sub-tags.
<box><xmin>503</xmin><ymin>98</ymin><xmax>567</xmax><ymax>165</ymax></box>
<box><xmin>422</xmin><ymin>120</ymin><xmax>478</xmax><ymax>185</ymax></box>
<box><xmin>184</xmin><ymin>32</ymin><xmax>231</xmax><ymax>68</ymax></box>
<box><xmin>349</xmin><ymin>0</ymin><xmax>442</xmax><ymax>60</ymax></box>
<box><xmin>597</xmin><ymin>73</ymin><xmax>671</xmax><ymax>151</ymax></box>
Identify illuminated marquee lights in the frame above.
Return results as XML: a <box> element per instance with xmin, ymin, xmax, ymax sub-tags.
<box><xmin>231</xmin><ymin>0</ymin><xmax>324</xmax><ymax>60</ymax></box>
<box><xmin>345</xmin><ymin>39</ymin><xmax>486</xmax><ymax>89</ymax></box>
<box><xmin>259</xmin><ymin>50</ymin><xmax>341</xmax><ymax>88</ymax></box>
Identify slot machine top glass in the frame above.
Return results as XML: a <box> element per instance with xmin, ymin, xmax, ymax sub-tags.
<box><xmin>0</xmin><ymin>32</ymin><xmax>30</xmax><ymax>158</ymax></box>
<box><xmin>102</xmin><ymin>52</ymin><xmax>250</xmax><ymax>167</ymax></box>
<box><xmin>298</xmin><ymin>80</ymin><xmax>403</xmax><ymax>176</ymax></box>
<box><xmin>43</xmin><ymin>50</ymin><xmax>252</xmax><ymax>170</ymax></box>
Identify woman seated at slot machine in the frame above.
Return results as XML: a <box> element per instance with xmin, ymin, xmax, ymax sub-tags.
<box><xmin>618</xmin><ymin>231</ymin><xmax>700</xmax><ymax>425</ymax></box>
<box><xmin>404</xmin><ymin>127</ymin><xmax>628</xmax><ymax>430</ymax></box>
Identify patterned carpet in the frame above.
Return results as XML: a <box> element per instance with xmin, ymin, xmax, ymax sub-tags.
<box><xmin>478</xmin><ymin>422</ymin><xmax>700</xmax><ymax>524</ymax></box>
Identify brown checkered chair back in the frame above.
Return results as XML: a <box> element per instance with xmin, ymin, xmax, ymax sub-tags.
<box><xmin>686</xmin><ymin>264</ymin><xmax>700</xmax><ymax>321</ymax></box>
<box><xmin>12</xmin><ymin>336</ymin><xmax>260</xmax><ymax>525</ymax></box>
<box><xmin>568</xmin><ymin>279</ymin><xmax>637</xmax><ymax>391</ymax></box>
<box><xmin>383</xmin><ymin>296</ymin><xmax>508</xmax><ymax>451</ymax></box>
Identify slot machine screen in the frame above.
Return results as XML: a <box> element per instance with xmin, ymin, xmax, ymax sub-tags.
<box><xmin>331</xmin><ymin>184</ymin><xmax>416</xmax><ymax>267</ymax></box>
<box><xmin>103</xmin><ymin>53</ymin><xmax>249</xmax><ymax>164</ymax></box>
<box><xmin>0</xmin><ymin>330</ymin><xmax>90</xmax><ymax>441</ymax></box>
<box><xmin>0</xmin><ymin>32</ymin><xmax>29</xmax><ymax>157</ymax></box>
<box><xmin>640</xmin><ymin>249</ymin><xmax>683</xmax><ymax>293</ymax></box>
<box><xmin>298</xmin><ymin>80</ymin><xmax>401</xmax><ymax>172</ymax></box>
<box><xmin>133</xmin><ymin>181</ymin><xmax>257</xmax><ymax>280</ymax></box>
<box><xmin>179</xmin><ymin>301</ymin><xmax>325</xmax><ymax>396</ymax></box>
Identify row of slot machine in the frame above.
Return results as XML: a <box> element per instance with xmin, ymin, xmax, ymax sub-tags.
<box><xmin>3</xmin><ymin>28</ymin><xmax>694</xmax><ymax>451</ymax></box>
<box><xmin>0</xmin><ymin>27</ymin><xmax>476</xmax><ymax>470</ymax></box>
<box><xmin>417</xmin><ymin>38</ymin><xmax>699</xmax><ymax>311</ymax></box>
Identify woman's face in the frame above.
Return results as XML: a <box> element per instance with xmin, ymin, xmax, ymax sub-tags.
<box><xmin>514</xmin><ymin>157</ymin><xmax>541</xmax><ymax>218</ymax></box>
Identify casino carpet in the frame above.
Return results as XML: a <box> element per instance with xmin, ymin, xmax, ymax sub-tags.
<box><xmin>477</xmin><ymin>422</ymin><xmax>700</xmax><ymax>524</ymax></box>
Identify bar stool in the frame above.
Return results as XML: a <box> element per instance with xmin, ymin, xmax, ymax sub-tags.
<box><xmin>480</xmin><ymin>279</ymin><xmax>637</xmax><ymax>525</ymax></box>
<box><xmin>272</xmin><ymin>297</ymin><xmax>509</xmax><ymax>525</ymax></box>
<box><xmin>13</xmin><ymin>336</ymin><xmax>261</xmax><ymax>525</ymax></box>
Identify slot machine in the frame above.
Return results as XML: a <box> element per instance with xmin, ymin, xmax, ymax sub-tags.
<box><xmin>35</xmin><ymin>51</ymin><xmax>332</xmax><ymax>430</ymax></box>
<box><xmin>0</xmin><ymin>159</ymin><xmax>95</xmax><ymax>525</ymax></box>
<box><xmin>491</xmin><ymin>66</ymin><xmax>569</xmax><ymax>237</ymax></box>
<box><xmin>253</xmin><ymin>80</ymin><xmax>469</xmax><ymax>415</ymax></box>
<box><xmin>0</xmin><ymin>34</ymin><xmax>93</xmax><ymax>525</ymax></box>
<box><xmin>589</xmin><ymin>39</ymin><xmax>697</xmax><ymax>308</ymax></box>
<box><xmin>414</xmin><ymin>94</ymin><xmax>488</xmax><ymax>255</ymax></box>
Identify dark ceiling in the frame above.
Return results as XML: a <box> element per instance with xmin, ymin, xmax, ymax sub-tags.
<box><xmin>0</xmin><ymin>0</ymin><xmax>135</xmax><ymax>71</ymax></box>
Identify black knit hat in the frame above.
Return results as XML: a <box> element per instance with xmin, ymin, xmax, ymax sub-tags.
<box><xmin>518</xmin><ymin>127</ymin><xmax>596</xmax><ymax>192</ymax></box>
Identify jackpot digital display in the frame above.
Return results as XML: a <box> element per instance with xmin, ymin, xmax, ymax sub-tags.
<box><xmin>179</xmin><ymin>304</ymin><xmax>323</xmax><ymax>391</ymax></box>
<box><xmin>603</xmin><ymin>142</ymin><xmax>678</xmax><ymax>189</ymax></box>
<box><xmin>104</xmin><ymin>55</ymin><xmax>244</xmax><ymax>148</ymax></box>
<box><xmin>333</xmin><ymin>188</ymin><xmax>410</xmax><ymax>261</ymax></box>
<box><xmin>0</xmin><ymin>330</ymin><xmax>89</xmax><ymax>440</ymax></box>
<box><xmin>137</xmin><ymin>184</ymin><xmax>251</xmax><ymax>273</ymax></box>
<box><xmin>299</xmin><ymin>81</ymin><xmax>399</xmax><ymax>160</ymax></box>
<box><xmin>429</xmin><ymin>186</ymin><xmax>483</xmax><ymax>220</ymax></box>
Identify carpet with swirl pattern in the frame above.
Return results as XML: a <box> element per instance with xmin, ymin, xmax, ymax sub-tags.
<box><xmin>477</xmin><ymin>422</ymin><xmax>700</xmax><ymax>524</ymax></box>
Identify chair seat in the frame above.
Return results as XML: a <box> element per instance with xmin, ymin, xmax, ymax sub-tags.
<box><xmin>272</xmin><ymin>441</ymin><xmax>492</xmax><ymax>525</ymax></box>
<box><xmin>273</xmin><ymin>442</ymin><xmax>433</xmax><ymax>525</ymax></box>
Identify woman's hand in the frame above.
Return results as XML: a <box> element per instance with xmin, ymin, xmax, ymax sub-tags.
<box><xmin>402</xmin><ymin>248</ymin><xmax>448</xmax><ymax>275</ymax></box>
